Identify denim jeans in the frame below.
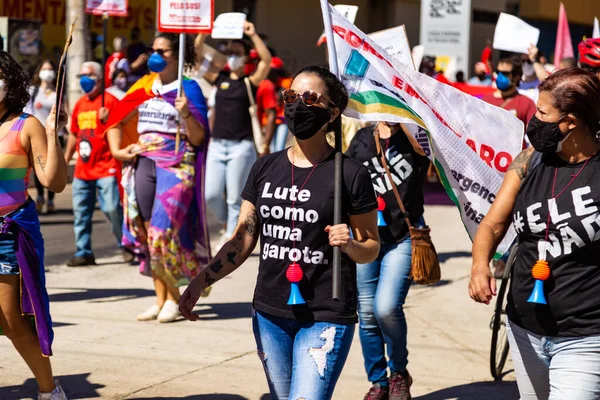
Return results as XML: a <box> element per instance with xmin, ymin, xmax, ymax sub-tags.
<box><xmin>270</xmin><ymin>124</ymin><xmax>289</xmax><ymax>153</ymax></box>
<box><xmin>357</xmin><ymin>238</ymin><xmax>412</xmax><ymax>385</ymax></box>
<box><xmin>507</xmin><ymin>320</ymin><xmax>600</xmax><ymax>399</ymax></box>
<box><xmin>72</xmin><ymin>177</ymin><xmax>123</xmax><ymax>257</ymax></box>
<box><xmin>205</xmin><ymin>138</ymin><xmax>257</xmax><ymax>237</ymax></box>
<box><xmin>252</xmin><ymin>309</ymin><xmax>355</xmax><ymax>400</ymax></box>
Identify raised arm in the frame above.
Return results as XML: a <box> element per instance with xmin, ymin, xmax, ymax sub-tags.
<box><xmin>246</xmin><ymin>22</ymin><xmax>272</xmax><ymax>87</ymax></box>
<box><xmin>179</xmin><ymin>200</ymin><xmax>260</xmax><ymax>320</ymax></box>
<box><xmin>27</xmin><ymin>106</ymin><xmax>68</xmax><ymax>193</ymax></box>
<box><xmin>469</xmin><ymin>147</ymin><xmax>534</xmax><ymax>304</ymax></box>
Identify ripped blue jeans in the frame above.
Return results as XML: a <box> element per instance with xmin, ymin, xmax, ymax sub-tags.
<box><xmin>252</xmin><ymin>309</ymin><xmax>355</xmax><ymax>400</ymax></box>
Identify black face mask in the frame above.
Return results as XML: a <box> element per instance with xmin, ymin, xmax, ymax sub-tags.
<box><xmin>526</xmin><ymin>115</ymin><xmax>570</xmax><ymax>153</ymax></box>
<box><xmin>284</xmin><ymin>100</ymin><xmax>332</xmax><ymax>140</ymax></box>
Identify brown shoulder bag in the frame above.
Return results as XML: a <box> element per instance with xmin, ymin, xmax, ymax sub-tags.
<box><xmin>374</xmin><ymin>131</ymin><xmax>441</xmax><ymax>285</ymax></box>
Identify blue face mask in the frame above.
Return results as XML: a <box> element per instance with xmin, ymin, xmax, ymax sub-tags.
<box><xmin>496</xmin><ymin>72</ymin><xmax>512</xmax><ymax>91</ymax></box>
<box><xmin>80</xmin><ymin>76</ymin><xmax>97</xmax><ymax>94</ymax></box>
<box><xmin>148</xmin><ymin>52</ymin><xmax>167</xmax><ymax>73</ymax></box>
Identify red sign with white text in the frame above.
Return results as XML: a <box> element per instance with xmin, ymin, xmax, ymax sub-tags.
<box><xmin>86</xmin><ymin>0</ymin><xmax>129</xmax><ymax>17</ymax></box>
<box><xmin>158</xmin><ymin>0</ymin><xmax>214</xmax><ymax>34</ymax></box>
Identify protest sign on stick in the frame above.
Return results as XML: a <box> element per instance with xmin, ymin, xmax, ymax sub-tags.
<box><xmin>158</xmin><ymin>0</ymin><xmax>214</xmax><ymax>154</ymax></box>
<box><xmin>85</xmin><ymin>0</ymin><xmax>129</xmax><ymax>106</ymax></box>
<box><xmin>493</xmin><ymin>13</ymin><xmax>540</xmax><ymax>54</ymax></box>
<box><xmin>321</xmin><ymin>2</ymin><xmax>524</xmax><ymax>258</ymax></box>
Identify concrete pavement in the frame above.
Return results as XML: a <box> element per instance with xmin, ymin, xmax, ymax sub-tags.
<box><xmin>0</xmin><ymin>191</ymin><xmax>518</xmax><ymax>399</ymax></box>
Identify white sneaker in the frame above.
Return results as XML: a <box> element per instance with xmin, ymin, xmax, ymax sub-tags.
<box><xmin>38</xmin><ymin>380</ymin><xmax>68</xmax><ymax>400</ymax></box>
<box><xmin>136</xmin><ymin>304</ymin><xmax>161</xmax><ymax>321</ymax></box>
<box><xmin>157</xmin><ymin>299</ymin><xmax>181</xmax><ymax>323</ymax></box>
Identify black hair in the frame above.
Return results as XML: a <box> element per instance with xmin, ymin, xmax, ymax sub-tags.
<box><xmin>293</xmin><ymin>65</ymin><xmax>349</xmax><ymax>140</ymax></box>
<box><xmin>31</xmin><ymin>58</ymin><xmax>57</xmax><ymax>88</ymax></box>
<box><xmin>111</xmin><ymin>68</ymin><xmax>127</xmax><ymax>83</ymax></box>
<box><xmin>230</xmin><ymin>39</ymin><xmax>252</xmax><ymax>56</ymax></box>
<box><xmin>0</xmin><ymin>51</ymin><xmax>30</xmax><ymax>114</ymax></box>
<box><xmin>455</xmin><ymin>70</ymin><xmax>465</xmax><ymax>83</ymax></box>
<box><xmin>154</xmin><ymin>33</ymin><xmax>197</xmax><ymax>68</ymax></box>
<box><xmin>498</xmin><ymin>56</ymin><xmax>523</xmax><ymax>84</ymax></box>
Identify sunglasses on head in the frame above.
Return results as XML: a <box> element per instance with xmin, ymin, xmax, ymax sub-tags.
<box><xmin>148</xmin><ymin>48</ymin><xmax>172</xmax><ymax>57</ymax></box>
<box><xmin>282</xmin><ymin>89</ymin><xmax>334</xmax><ymax>107</ymax></box>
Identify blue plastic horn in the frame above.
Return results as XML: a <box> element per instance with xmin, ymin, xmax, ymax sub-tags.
<box><xmin>377</xmin><ymin>210</ymin><xmax>387</xmax><ymax>226</ymax></box>
<box><xmin>287</xmin><ymin>283</ymin><xmax>306</xmax><ymax>305</ymax></box>
<box><xmin>527</xmin><ymin>280</ymin><xmax>548</xmax><ymax>304</ymax></box>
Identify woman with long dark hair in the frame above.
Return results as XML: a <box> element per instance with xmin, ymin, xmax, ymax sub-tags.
<box><xmin>180</xmin><ymin>65</ymin><xmax>380</xmax><ymax>399</ymax></box>
<box><xmin>470</xmin><ymin>68</ymin><xmax>600</xmax><ymax>399</ymax></box>
<box><xmin>0</xmin><ymin>51</ymin><xmax>68</xmax><ymax>398</ymax></box>
<box><xmin>106</xmin><ymin>33</ymin><xmax>210</xmax><ymax>323</ymax></box>
<box><xmin>25</xmin><ymin>59</ymin><xmax>62</xmax><ymax>214</ymax></box>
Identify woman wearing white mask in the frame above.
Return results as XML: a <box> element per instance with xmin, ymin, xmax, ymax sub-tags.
<box><xmin>25</xmin><ymin>60</ymin><xmax>65</xmax><ymax>214</ymax></box>
<box><xmin>105</xmin><ymin>68</ymin><xmax>129</xmax><ymax>100</ymax></box>
<box><xmin>196</xmin><ymin>21</ymin><xmax>272</xmax><ymax>250</ymax></box>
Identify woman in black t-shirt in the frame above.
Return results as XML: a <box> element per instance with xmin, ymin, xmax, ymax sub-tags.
<box><xmin>180</xmin><ymin>66</ymin><xmax>379</xmax><ymax>400</ymax></box>
<box><xmin>470</xmin><ymin>68</ymin><xmax>600</xmax><ymax>399</ymax></box>
<box><xmin>196</xmin><ymin>22</ymin><xmax>272</xmax><ymax>249</ymax></box>
<box><xmin>346</xmin><ymin>122</ymin><xmax>429</xmax><ymax>399</ymax></box>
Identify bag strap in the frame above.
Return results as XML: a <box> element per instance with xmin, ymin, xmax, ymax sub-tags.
<box><xmin>374</xmin><ymin>129</ymin><xmax>412</xmax><ymax>231</ymax></box>
<box><xmin>243</xmin><ymin>77</ymin><xmax>256</xmax><ymax>107</ymax></box>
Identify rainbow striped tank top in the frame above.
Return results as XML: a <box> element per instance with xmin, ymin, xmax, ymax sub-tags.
<box><xmin>0</xmin><ymin>114</ymin><xmax>31</xmax><ymax>216</ymax></box>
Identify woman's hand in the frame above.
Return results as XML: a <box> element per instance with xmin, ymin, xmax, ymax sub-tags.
<box><xmin>244</xmin><ymin>21</ymin><xmax>257</xmax><ymax>38</ymax></box>
<box><xmin>179</xmin><ymin>274</ymin><xmax>206</xmax><ymax>321</ymax></box>
<box><xmin>325</xmin><ymin>224</ymin><xmax>354</xmax><ymax>254</ymax></box>
<box><xmin>175</xmin><ymin>94</ymin><xmax>190</xmax><ymax>119</ymax></box>
<box><xmin>45</xmin><ymin>104</ymin><xmax>68</xmax><ymax>135</ymax></box>
<box><xmin>99</xmin><ymin>107</ymin><xmax>110</xmax><ymax>124</ymax></box>
<box><xmin>469</xmin><ymin>263</ymin><xmax>496</xmax><ymax>305</ymax></box>
<box><xmin>113</xmin><ymin>143</ymin><xmax>144</xmax><ymax>162</ymax></box>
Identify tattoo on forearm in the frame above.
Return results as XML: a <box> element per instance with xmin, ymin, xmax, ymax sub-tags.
<box><xmin>36</xmin><ymin>156</ymin><xmax>46</xmax><ymax>172</ymax></box>
<box><xmin>210</xmin><ymin>259</ymin><xmax>223</xmax><ymax>273</ymax></box>
<box><xmin>245</xmin><ymin>209</ymin><xmax>259</xmax><ymax>238</ymax></box>
<box><xmin>507</xmin><ymin>148</ymin><xmax>534</xmax><ymax>180</ymax></box>
<box><xmin>204</xmin><ymin>271</ymin><xmax>216</xmax><ymax>286</ymax></box>
<box><xmin>227</xmin><ymin>251</ymin><xmax>236</xmax><ymax>265</ymax></box>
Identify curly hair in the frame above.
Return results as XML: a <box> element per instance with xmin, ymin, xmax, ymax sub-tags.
<box><xmin>0</xmin><ymin>51</ymin><xmax>30</xmax><ymax>114</ymax></box>
<box><xmin>155</xmin><ymin>33</ymin><xmax>197</xmax><ymax>69</ymax></box>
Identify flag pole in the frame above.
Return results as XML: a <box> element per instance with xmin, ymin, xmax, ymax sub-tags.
<box><xmin>101</xmin><ymin>11</ymin><xmax>108</xmax><ymax>107</ymax></box>
<box><xmin>320</xmin><ymin>0</ymin><xmax>343</xmax><ymax>301</ymax></box>
<box><xmin>175</xmin><ymin>33</ymin><xmax>186</xmax><ymax>155</ymax></box>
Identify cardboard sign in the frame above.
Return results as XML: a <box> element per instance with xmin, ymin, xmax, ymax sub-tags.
<box><xmin>211</xmin><ymin>13</ymin><xmax>247</xmax><ymax>39</ymax></box>
<box><xmin>493</xmin><ymin>13</ymin><xmax>540</xmax><ymax>54</ymax></box>
<box><xmin>85</xmin><ymin>0</ymin><xmax>128</xmax><ymax>17</ymax></box>
<box><xmin>369</xmin><ymin>25</ymin><xmax>414</xmax><ymax>69</ymax></box>
<box><xmin>158</xmin><ymin>0</ymin><xmax>213</xmax><ymax>34</ymax></box>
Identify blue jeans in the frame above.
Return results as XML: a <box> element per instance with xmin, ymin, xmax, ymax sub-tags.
<box><xmin>507</xmin><ymin>320</ymin><xmax>600</xmax><ymax>399</ymax></box>
<box><xmin>270</xmin><ymin>124</ymin><xmax>289</xmax><ymax>153</ymax></box>
<box><xmin>72</xmin><ymin>177</ymin><xmax>123</xmax><ymax>257</ymax></box>
<box><xmin>252</xmin><ymin>310</ymin><xmax>355</xmax><ymax>400</ymax></box>
<box><xmin>357</xmin><ymin>238</ymin><xmax>412</xmax><ymax>385</ymax></box>
<box><xmin>205</xmin><ymin>138</ymin><xmax>257</xmax><ymax>237</ymax></box>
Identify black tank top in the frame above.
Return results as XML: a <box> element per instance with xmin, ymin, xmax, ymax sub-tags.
<box><xmin>508</xmin><ymin>151</ymin><xmax>600</xmax><ymax>337</ymax></box>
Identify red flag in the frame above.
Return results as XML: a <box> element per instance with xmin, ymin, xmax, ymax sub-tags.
<box><xmin>554</xmin><ymin>2</ymin><xmax>574</xmax><ymax>67</ymax></box>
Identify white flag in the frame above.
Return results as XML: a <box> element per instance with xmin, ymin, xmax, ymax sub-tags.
<box><xmin>594</xmin><ymin>17</ymin><xmax>600</xmax><ymax>39</ymax></box>
<box><xmin>323</xmin><ymin>3</ymin><xmax>525</xmax><ymax>257</ymax></box>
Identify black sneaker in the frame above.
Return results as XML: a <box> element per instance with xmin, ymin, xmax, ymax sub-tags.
<box><xmin>66</xmin><ymin>255</ymin><xmax>96</xmax><ymax>267</ymax></box>
<box><xmin>389</xmin><ymin>371</ymin><xmax>412</xmax><ymax>400</ymax></box>
<box><xmin>364</xmin><ymin>383</ymin><xmax>389</xmax><ymax>400</ymax></box>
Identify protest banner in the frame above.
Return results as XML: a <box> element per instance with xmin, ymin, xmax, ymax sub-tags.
<box><xmin>158</xmin><ymin>0</ymin><xmax>214</xmax><ymax>153</ymax></box>
<box><xmin>493</xmin><ymin>13</ymin><xmax>540</xmax><ymax>54</ymax></box>
<box><xmin>211</xmin><ymin>13</ymin><xmax>247</xmax><ymax>39</ymax></box>
<box><xmin>322</xmin><ymin>2</ymin><xmax>524</xmax><ymax>257</ymax></box>
<box><xmin>317</xmin><ymin>4</ymin><xmax>358</xmax><ymax>46</ymax></box>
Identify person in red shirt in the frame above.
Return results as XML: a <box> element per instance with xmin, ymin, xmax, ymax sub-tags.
<box><xmin>481</xmin><ymin>56</ymin><xmax>536</xmax><ymax>129</ymax></box>
<box><xmin>64</xmin><ymin>61</ymin><xmax>131</xmax><ymax>266</ymax></box>
<box><xmin>256</xmin><ymin>57</ymin><xmax>289</xmax><ymax>156</ymax></box>
<box><xmin>104</xmin><ymin>37</ymin><xmax>130</xmax><ymax>89</ymax></box>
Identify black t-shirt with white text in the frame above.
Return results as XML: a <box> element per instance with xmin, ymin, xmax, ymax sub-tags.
<box><xmin>509</xmin><ymin>151</ymin><xmax>600</xmax><ymax>337</ymax></box>
<box><xmin>242</xmin><ymin>150</ymin><xmax>377</xmax><ymax>324</ymax></box>
<box><xmin>212</xmin><ymin>71</ymin><xmax>258</xmax><ymax>142</ymax></box>
<box><xmin>346</xmin><ymin>126</ymin><xmax>430</xmax><ymax>243</ymax></box>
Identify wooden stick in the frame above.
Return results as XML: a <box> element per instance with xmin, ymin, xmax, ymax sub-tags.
<box><xmin>55</xmin><ymin>19</ymin><xmax>77</xmax><ymax>133</ymax></box>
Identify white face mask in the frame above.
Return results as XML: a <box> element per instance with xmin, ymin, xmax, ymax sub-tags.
<box><xmin>227</xmin><ymin>55</ymin><xmax>246</xmax><ymax>72</ymax></box>
<box><xmin>0</xmin><ymin>80</ymin><xmax>7</xmax><ymax>103</ymax></box>
<box><xmin>39</xmin><ymin>70</ymin><xmax>56</xmax><ymax>82</ymax></box>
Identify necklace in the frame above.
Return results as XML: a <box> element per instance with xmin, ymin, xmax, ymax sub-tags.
<box><xmin>285</xmin><ymin>146</ymin><xmax>326</xmax><ymax>306</ymax></box>
<box><xmin>528</xmin><ymin>155</ymin><xmax>593</xmax><ymax>305</ymax></box>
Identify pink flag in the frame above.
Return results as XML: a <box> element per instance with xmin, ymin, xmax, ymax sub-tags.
<box><xmin>554</xmin><ymin>2</ymin><xmax>574</xmax><ymax>67</ymax></box>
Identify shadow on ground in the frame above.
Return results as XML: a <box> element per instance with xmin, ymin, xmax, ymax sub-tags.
<box><xmin>193</xmin><ymin>302</ymin><xmax>253</xmax><ymax>320</ymax></box>
<box><xmin>438</xmin><ymin>251</ymin><xmax>472</xmax><ymax>263</ymax></box>
<box><xmin>49</xmin><ymin>288</ymin><xmax>155</xmax><ymax>303</ymax></box>
<box><xmin>0</xmin><ymin>373</ymin><xmax>104</xmax><ymax>400</ymax></box>
<box><xmin>413</xmin><ymin>380</ymin><xmax>518</xmax><ymax>400</ymax></box>
<box><xmin>128</xmin><ymin>395</ymin><xmax>270</xmax><ymax>400</ymax></box>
